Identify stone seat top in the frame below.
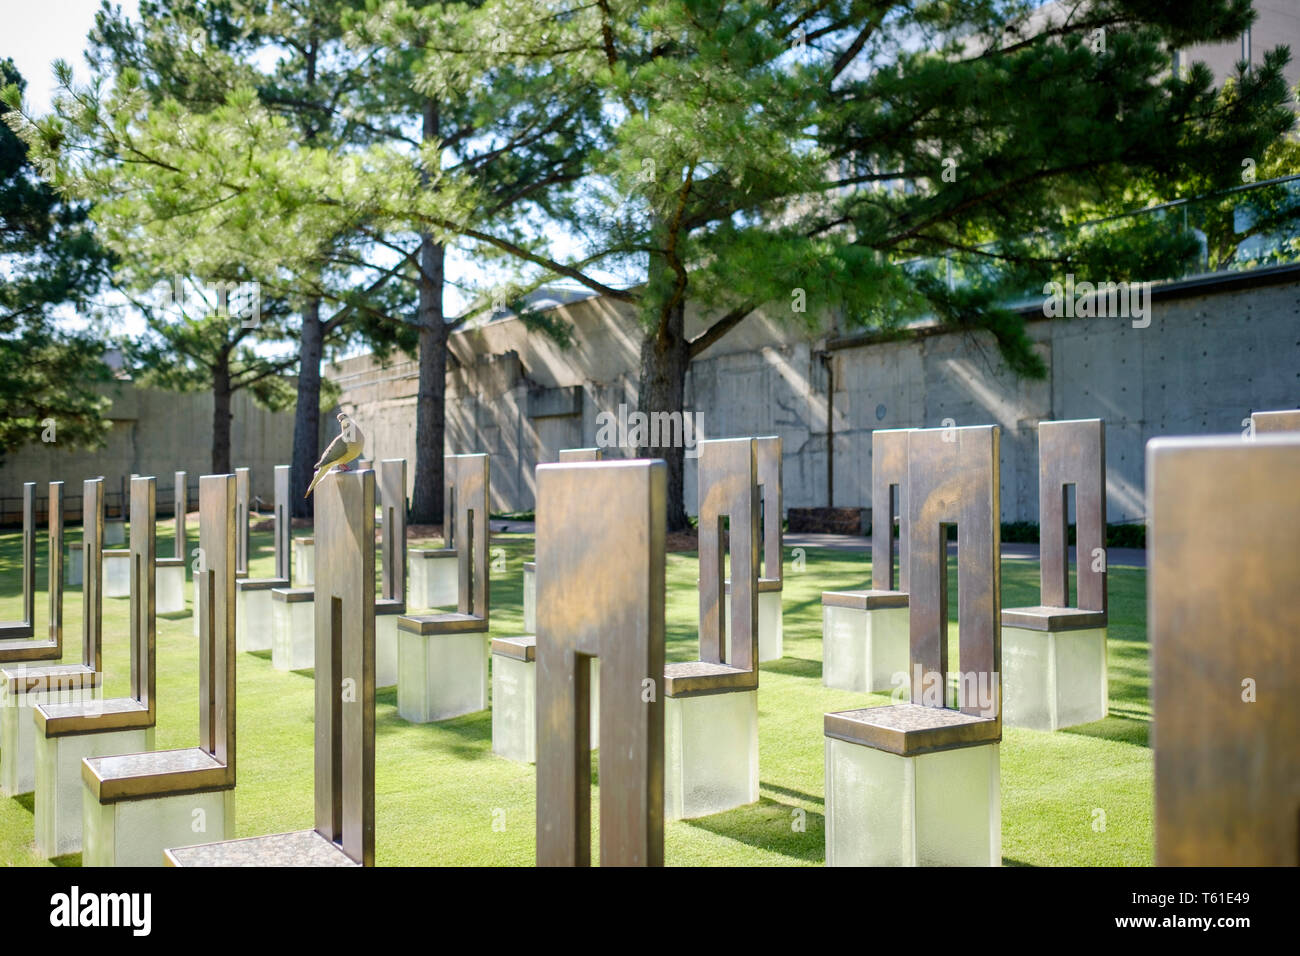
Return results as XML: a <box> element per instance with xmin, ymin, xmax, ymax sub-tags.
<box><xmin>375</xmin><ymin>598</ymin><xmax>406</xmax><ymax>615</ymax></box>
<box><xmin>82</xmin><ymin>747</ymin><xmax>229</xmax><ymax>803</ymax></box>
<box><xmin>1001</xmin><ymin>605</ymin><xmax>1107</xmax><ymax>631</ymax></box>
<box><xmin>413</xmin><ymin>547</ymin><xmax>456</xmax><ymax>558</ymax></box>
<box><xmin>103</xmin><ymin>549</ymin><xmax>130</xmax><ymax>557</ymax></box>
<box><xmin>397</xmin><ymin>611</ymin><xmax>488</xmax><ymax>636</ymax></box>
<box><xmin>0</xmin><ymin>623</ymin><xmax>36</xmax><ymax>640</ymax></box>
<box><xmin>523</xmin><ymin>561</ymin><xmax>535</xmax><ymax>572</ymax></box>
<box><xmin>825</xmin><ymin>702</ymin><xmax>1000</xmax><ymax>756</ymax></box>
<box><xmin>0</xmin><ymin>662</ymin><xmax>99</xmax><ymax>693</ymax></box>
<box><xmin>37</xmin><ymin>696</ymin><xmax>152</xmax><ymax>737</ymax></box>
<box><xmin>271</xmin><ymin>587</ymin><xmax>314</xmax><ymax>603</ymax></box>
<box><xmin>821</xmin><ymin>588</ymin><xmax>909</xmax><ymax>610</ymax></box>
<box><xmin>664</xmin><ymin>659</ymin><xmax>757</xmax><ymax>698</ymax></box>
<box><xmin>0</xmin><ymin>635</ymin><xmax>57</xmax><ymax>659</ymax></box>
<box><xmin>491</xmin><ymin>635</ymin><xmax>536</xmax><ymax>661</ymax></box>
<box><xmin>237</xmin><ymin>576</ymin><xmax>289</xmax><ymax>591</ymax></box>
<box><xmin>156</xmin><ymin>556</ymin><xmax>186</xmax><ymax>568</ymax></box>
<box><xmin>723</xmin><ymin>577</ymin><xmax>783</xmax><ymax>593</ymax></box>
<box><xmin>165</xmin><ymin>829</ymin><xmax>358</xmax><ymax>868</ymax></box>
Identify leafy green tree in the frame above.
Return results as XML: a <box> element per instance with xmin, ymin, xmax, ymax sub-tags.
<box><xmin>436</xmin><ymin>0</ymin><xmax>1295</xmax><ymax>528</ymax></box>
<box><xmin>0</xmin><ymin>59</ymin><xmax>114</xmax><ymax>463</ymax></box>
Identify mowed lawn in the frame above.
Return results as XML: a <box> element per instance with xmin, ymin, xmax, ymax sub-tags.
<box><xmin>0</xmin><ymin>520</ymin><xmax>1151</xmax><ymax>866</ymax></box>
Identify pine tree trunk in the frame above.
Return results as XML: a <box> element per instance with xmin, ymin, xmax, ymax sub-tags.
<box><xmin>291</xmin><ymin>298</ymin><xmax>324</xmax><ymax>517</ymax></box>
<box><xmin>638</xmin><ymin>299</ymin><xmax>691</xmax><ymax>530</ymax></box>
<box><xmin>409</xmin><ymin>98</ymin><xmax>447</xmax><ymax>525</ymax></box>
<box><xmin>212</xmin><ymin>356</ymin><xmax>233</xmax><ymax>475</ymax></box>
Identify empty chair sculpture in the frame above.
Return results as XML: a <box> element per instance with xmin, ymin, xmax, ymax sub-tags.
<box><xmin>824</xmin><ymin>425</ymin><xmax>1002</xmax><ymax>866</ymax></box>
<box><xmin>408</xmin><ymin>456</ymin><xmax>474</xmax><ymax>613</ymax></box>
<box><xmin>662</xmin><ymin>437</ymin><xmax>760</xmax><ymax>821</ymax></box>
<box><xmin>1251</xmin><ymin>408</ymin><xmax>1300</xmax><ymax>433</ymax></box>
<box><xmin>0</xmin><ymin>482</ymin><xmax>37</xmax><ymax>642</ymax></box>
<box><xmin>155</xmin><ymin>472</ymin><xmax>188</xmax><ymax>614</ymax></box>
<box><xmin>235</xmin><ymin>465</ymin><xmax>291</xmax><ymax>652</ymax></box>
<box><xmin>494</xmin><ymin>448</ymin><xmax>602</xmax><ymax>764</ymax></box>
<box><xmin>82</xmin><ymin>473</ymin><xmax>238</xmax><ymax>866</ymax></box>
<box><xmin>397</xmin><ymin>454</ymin><xmax>490</xmax><ymax>722</ymax></box>
<box><xmin>33</xmin><ymin>476</ymin><xmax>159</xmax><ymax>858</ymax></box>
<box><xmin>0</xmin><ymin>482</ymin><xmax>102</xmax><ymax>796</ymax></box>
<box><xmin>535</xmin><ymin>458</ymin><xmax>665</xmax><ymax>866</ymax></box>
<box><xmin>1001</xmin><ymin>419</ymin><xmax>1108</xmax><ymax>731</ymax></box>
<box><xmin>166</xmin><ymin>468</ymin><xmax>376</xmax><ymax>867</ymax></box>
<box><xmin>1149</xmin><ymin>432</ymin><xmax>1300</xmax><ymax>864</ymax></box>
<box><xmin>374</xmin><ymin>458</ymin><xmax>408</xmax><ymax>688</ymax></box>
<box><xmin>726</xmin><ymin>435</ymin><xmax>783</xmax><ymax>663</ymax></box>
<box><xmin>822</xmin><ymin>428</ymin><xmax>911</xmax><ymax>693</ymax></box>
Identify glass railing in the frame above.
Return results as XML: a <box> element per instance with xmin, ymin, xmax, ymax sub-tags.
<box><xmin>897</xmin><ymin>174</ymin><xmax>1300</xmax><ymax>309</ymax></box>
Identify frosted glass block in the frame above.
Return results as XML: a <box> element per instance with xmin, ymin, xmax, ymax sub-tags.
<box><xmin>491</xmin><ymin>655</ymin><xmax>598</xmax><ymax>763</ymax></box>
<box><xmin>725</xmin><ymin>590</ymin><xmax>783</xmax><ymax>663</ymax></box>
<box><xmin>0</xmin><ymin>674</ymin><xmax>102</xmax><ymax>796</ymax></box>
<box><xmin>822</xmin><ymin>605</ymin><xmax>909</xmax><ymax>693</ymax></box>
<box><xmin>104</xmin><ymin>552</ymin><xmax>130</xmax><ymax>598</ymax></box>
<box><xmin>294</xmin><ymin>539</ymin><xmax>315</xmax><ymax>586</ymax></box>
<box><xmin>491</xmin><ymin>653</ymin><xmax>536</xmax><ymax>763</ymax></box>
<box><xmin>825</xmin><ymin>736</ymin><xmax>1000</xmax><ymax>866</ymax></box>
<box><xmin>376</xmin><ymin>615</ymin><xmax>399</xmax><ymax>689</ymax></box>
<box><xmin>236</xmin><ymin>589</ymin><xmax>274</xmax><ymax>653</ymax></box>
<box><xmin>35</xmin><ymin>725</ymin><xmax>153</xmax><ymax>858</ymax></box>
<box><xmin>156</xmin><ymin>564</ymin><xmax>186</xmax><ymax>614</ymax></box>
<box><xmin>103</xmin><ymin>520</ymin><xmax>125</xmax><ymax>547</ymax></box>
<box><xmin>409</xmin><ymin>553</ymin><xmax>457</xmax><ymax>610</ymax></box>
<box><xmin>83</xmin><ymin>787</ymin><xmax>234</xmax><ymax>867</ymax></box>
<box><xmin>664</xmin><ymin>689</ymin><xmax>759</xmax><ymax>821</ymax></box>
<box><xmin>271</xmin><ymin>598</ymin><xmax>314</xmax><ymax>672</ymax></box>
<box><xmin>67</xmin><ymin>546</ymin><xmax>83</xmax><ymax>587</ymax></box>
<box><xmin>397</xmin><ymin>631</ymin><xmax>488</xmax><ymax>723</ymax></box>
<box><xmin>523</xmin><ymin>566</ymin><xmax>535</xmax><ymax>634</ymax></box>
<box><xmin>1003</xmin><ymin>625</ymin><xmax>1107</xmax><ymax>731</ymax></box>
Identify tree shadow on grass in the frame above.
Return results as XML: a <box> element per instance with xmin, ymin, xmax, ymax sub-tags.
<box><xmin>681</xmin><ymin>796</ymin><xmax>824</xmax><ymax>864</ymax></box>
<box><xmin>760</xmin><ymin>657</ymin><xmax>821</xmax><ymax>680</ymax></box>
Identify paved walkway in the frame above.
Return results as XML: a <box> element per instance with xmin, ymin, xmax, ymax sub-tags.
<box><xmin>784</xmin><ymin>533</ymin><xmax>1146</xmax><ymax>569</ymax></box>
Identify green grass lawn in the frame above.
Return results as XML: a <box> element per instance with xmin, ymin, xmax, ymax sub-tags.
<box><xmin>0</xmin><ymin>522</ymin><xmax>1151</xmax><ymax>866</ymax></box>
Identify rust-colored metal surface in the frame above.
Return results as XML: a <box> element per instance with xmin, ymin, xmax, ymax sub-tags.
<box><xmin>82</xmin><ymin>478</ymin><xmax>104</xmax><ymax>677</ymax></box>
<box><xmin>557</xmin><ymin>447</ymin><xmax>603</xmax><ymax>462</ymax></box>
<box><xmin>0</xmin><ymin>483</ymin><xmax>36</xmax><ymax>639</ymax></box>
<box><xmin>274</xmin><ymin>465</ymin><xmax>291</xmax><ymax>582</ymax></box>
<box><xmin>83</xmin><ymin>473</ymin><xmax>237</xmax><ymax>802</ymax></box>
<box><xmin>400</xmin><ymin>454</ymin><xmax>488</xmax><ymax>636</ymax></box>
<box><xmin>697</xmin><ymin>437</ymin><xmax>758</xmax><ymax>675</ymax></box>
<box><xmin>535</xmin><ymin>459</ymin><xmax>665</xmax><ymax>867</ymax></box>
<box><xmin>0</xmin><ymin>482</ymin><xmax>62</xmax><ymax>658</ymax></box>
<box><xmin>314</xmin><ymin>469</ymin><xmax>376</xmax><ymax>866</ymax></box>
<box><xmin>1149</xmin><ymin>434</ymin><xmax>1300</xmax><ymax>865</ymax></box>
<box><xmin>871</xmin><ymin>429</ymin><xmax>911</xmax><ymax>593</ymax></box>
<box><xmin>379</xmin><ymin>459</ymin><xmax>406</xmax><ymax>610</ymax></box>
<box><xmin>174</xmin><ymin>471</ymin><xmax>187</xmax><ymax>562</ymax></box>
<box><xmin>824</xmin><ymin>703</ymin><xmax>1000</xmax><ymax>757</ymax></box>
<box><xmin>755</xmin><ymin>436</ymin><xmax>783</xmax><ymax>586</ymax></box>
<box><xmin>36</xmin><ymin>477</ymin><xmax>156</xmax><ymax>737</ymax></box>
<box><xmin>1040</xmin><ymin>419</ymin><xmax>1105</xmax><ymax>614</ymax></box>
<box><xmin>1251</xmin><ymin>409</ymin><xmax>1300</xmax><ymax>433</ymax></box>
<box><xmin>235</xmin><ymin>467</ymin><xmax>250</xmax><ymax>577</ymax></box>
<box><xmin>820</xmin><ymin>589</ymin><xmax>909</xmax><ymax>611</ymax></box>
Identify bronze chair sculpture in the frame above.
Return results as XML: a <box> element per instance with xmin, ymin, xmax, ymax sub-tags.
<box><xmin>167</xmin><ymin>468</ymin><xmax>376</xmax><ymax>867</ymax></box>
<box><xmin>0</xmin><ymin>482</ymin><xmax>37</xmax><ymax>641</ymax></box>
<box><xmin>0</xmin><ymin>482</ymin><xmax>102</xmax><ymax>797</ymax></box>
<box><xmin>535</xmin><ymin>458</ymin><xmax>665</xmax><ymax>866</ymax></box>
<box><xmin>34</xmin><ymin>476</ymin><xmax>158</xmax><ymax>858</ymax></box>
<box><xmin>662</xmin><ymin>437</ymin><xmax>760</xmax><ymax>821</ymax></box>
<box><xmin>495</xmin><ymin>448</ymin><xmax>602</xmax><ymax>763</ymax></box>
<box><xmin>397</xmin><ymin>453</ymin><xmax>490</xmax><ymax>722</ymax></box>
<box><xmin>1250</xmin><ymin>408</ymin><xmax>1300</xmax><ymax>433</ymax></box>
<box><xmin>82</xmin><ymin>473</ymin><xmax>238</xmax><ymax>865</ymax></box>
<box><xmin>1149</xmin><ymin>432</ymin><xmax>1300</xmax><ymax>864</ymax></box>
<box><xmin>374</xmin><ymin>458</ymin><xmax>408</xmax><ymax>688</ymax></box>
<box><xmin>234</xmin><ymin>465</ymin><xmax>291</xmax><ymax>651</ymax></box>
<box><xmin>824</xmin><ymin>425</ymin><xmax>1002</xmax><ymax>866</ymax></box>
<box><xmin>1001</xmin><ymin>419</ymin><xmax>1108</xmax><ymax>731</ymax></box>
<box><xmin>822</xmin><ymin>429</ymin><xmax>911</xmax><ymax>692</ymax></box>
<box><xmin>156</xmin><ymin>472</ymin><xmax>188</xmax><ymax>614</ymax></box>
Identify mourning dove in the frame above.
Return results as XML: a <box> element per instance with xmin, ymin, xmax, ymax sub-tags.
<box><xmin>305</xmin><ymin>412</ymin><xmax>365</xmax><ymax>497</ymax></box>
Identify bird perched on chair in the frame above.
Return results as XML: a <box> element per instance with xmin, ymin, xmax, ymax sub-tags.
<box><xmin>305</xmin><ymin>412</ymin><xmax>365</xmax><ymax>497</ymax></box>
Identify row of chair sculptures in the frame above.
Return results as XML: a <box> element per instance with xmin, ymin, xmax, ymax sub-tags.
<box><xmin>1</xmin><ymin>407</ymin><xmax>1296</xmax><ymax>865</ymax></box>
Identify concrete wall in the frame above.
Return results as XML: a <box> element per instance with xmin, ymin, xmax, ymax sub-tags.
<box><xmin>326</xmin><ymin>269</ymin><xmax>1300</xmax><ymax>526</ymax></box>
<box><xmin>0</xmin><ymin>381</ymin><xmax>310</xmax><ymax>521</ymax></box>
